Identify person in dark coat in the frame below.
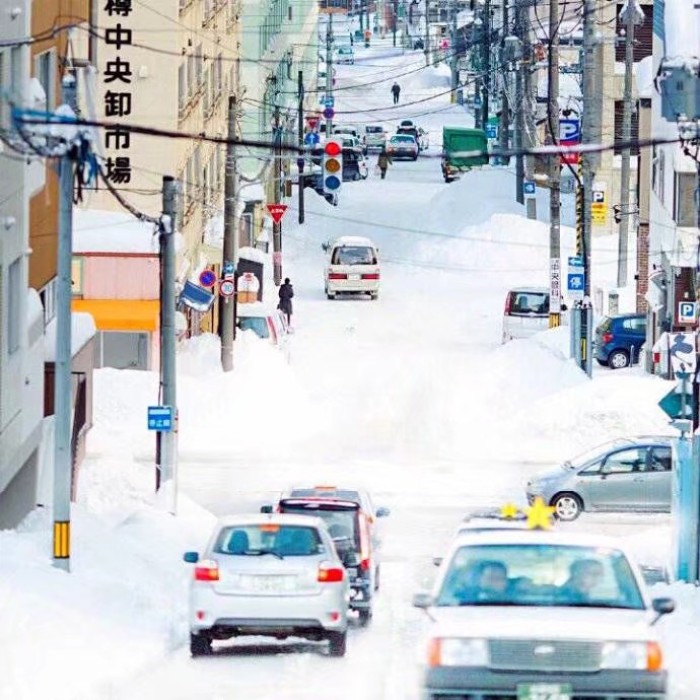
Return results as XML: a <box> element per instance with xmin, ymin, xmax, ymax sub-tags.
<box><xmin>278</xmin><ymin>277</ymin><xmax>294</xmax><ymax>324</ymax></box>
<box><xmin>391</xmin><ymin>82</ymin><xmax>401</xmax><ymax>104</ymax></box>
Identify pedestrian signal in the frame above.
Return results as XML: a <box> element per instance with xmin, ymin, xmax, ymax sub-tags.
<box><xmin>323</xmin><ymin>139</ymin><xmax>343</xmax><ymax>194</ymax></box>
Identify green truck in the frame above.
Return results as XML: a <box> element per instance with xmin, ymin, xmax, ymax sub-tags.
<box><xmin>441</xmin><ymin>126</ymin><xmax>489</xmax><ymax>183</ymax></box>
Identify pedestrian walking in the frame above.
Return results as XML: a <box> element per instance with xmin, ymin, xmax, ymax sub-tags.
<box><xmin>278</xmin><ymin>277</ymin><xmax>294</xmax><ymax>325</ymax></box>
<box><xmin>391</xmin><ymin>82</ymin><xmax>401</xmax><ymax>104</ymax></box>
<box><xmin>377</xmin><ymin>147</ymin><xmax>392</xmax><ymax>179</ymax></box>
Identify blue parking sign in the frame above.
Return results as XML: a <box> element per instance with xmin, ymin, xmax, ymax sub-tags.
<box><xmin>148</xmin><ymin>406</ymin><xmax>173</xmax><ymax>432</ymax></box>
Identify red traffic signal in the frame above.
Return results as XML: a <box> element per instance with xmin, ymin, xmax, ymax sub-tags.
<box><xmin>324</xmin><ymin>140</ymin><xmax>342</xmax><ymax>157</ymax></box>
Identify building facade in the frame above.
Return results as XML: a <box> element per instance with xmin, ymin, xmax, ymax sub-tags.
<box><xmin>0</xmin><ymin>0</ymin><xmax>46</xmax><ymax>526</ymax></box>
<box><xmin>80</xmin><ymin>0</ymin><xmax>241</xmax><ymax>334</ymax></box>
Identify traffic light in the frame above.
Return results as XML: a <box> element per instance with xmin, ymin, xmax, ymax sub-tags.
<box><xmin>323</xmin><ymin>139</ymin><xmax>343</xmax><ymax>195</ymax></box>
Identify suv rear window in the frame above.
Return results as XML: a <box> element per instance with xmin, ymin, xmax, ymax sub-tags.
<box><xmin>366</xmin><ymin>126</ymin><xmax>383</xmax><ymax>133</ymax></box>
<box><xmin>214</xmin><ymin>525</ymin><xmax>323</xmax><ymax>556</ymax></box>
<box><xmin>279</xmin><ymin>501</ymin><xmax>360</xmax><ymax>548</ymax></box>
<box><xmin>507</xmin><ymin>291</ymin><xmax>549</xmax><ymax>315</ymax></box>
<box><xmin>331</xmin><ymin>245</ymin><xmax>376</xmax><ymax>265</ymax></box>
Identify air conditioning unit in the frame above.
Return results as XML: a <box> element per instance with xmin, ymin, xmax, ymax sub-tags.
<box><xmin>658</xmin><ymin>60</ymin><xmax>700</xmax><ymax>122</ymax></box>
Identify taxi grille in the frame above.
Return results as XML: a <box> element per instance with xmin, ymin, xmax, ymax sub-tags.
<box><xmin>488</xmin><ymin>639</ymin><xmax>602</xmax><ymax>672</ymax></box>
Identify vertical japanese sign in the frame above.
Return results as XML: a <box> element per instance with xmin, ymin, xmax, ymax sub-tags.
<box><xmin>103</xmin><ymin>0</ymin><xmax>134</xmax><ymax>185</ymax></box>
<box><xmin>550</xmin><ymin>258</ymin><xmax>561</xmax><ymax>313</ymax></box>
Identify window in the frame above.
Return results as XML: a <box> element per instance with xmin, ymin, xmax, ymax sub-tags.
<box><xmin>7</xmin><ymin>257</ymin><xmax>21</xmax><ymax>354</ymax></box>
<box><xmin>331</xmin><ymin>246</ymin><xmax>377</xmax><ymax>265</ymax></box>
<box><xmin>39</xmin><ymin>277</ymin><xmax>57</xmax><ymax>326</ymax></box>
<box><xmin>178</xmin><ymin>63</ymin><xmax>186</xmax><ymax>114</ymax></box>
<box><xmin>649</xmin><ymin>447</ymin><xmax>672</xmax><ymax>472</ymax></box>
<box><xmin>187</xmin><ymin>53</ymin><xmax>195</xmax><ymax>98</ymax></box>
<box><xmin>674</xmin><ymin>172</ymin><xmax>697</xmax><ymax>228</ymax></box>
<box><xmin>213</xmin><ymin>525</ymin><xmax>323</xmax><ymax>557</ymax></box>
<box><xmin>34</xmin><ymin>50</ymin><xmax>56</xmax><ymax>109</ymax></box>
<box><xmin>602</xmin><ymin>448</ymin><xmax>647</xmax><ymax>474</ymax></box>
<box><xmin>0</xmin><ymin>52</ymin><xmax>6</xmax><ymax>127</ymax></box>
<box><xmin>215</xmin><ymin>53</ymin><xmax>223</xmax><ymax>92</ymax></box>
<box><xmin>195</xmin><ymin>44</ymin><xmax>203</xmax><ymax>90</ymax></box>
<box><xmin>615</xmin><ymin>4</ymin><xmax>654</xmax><ymax>62</ymax></box>
<box><xmin>622</xmin><ymin>317</ymin><xmax>646</xmax><ymax>332</ymax></box>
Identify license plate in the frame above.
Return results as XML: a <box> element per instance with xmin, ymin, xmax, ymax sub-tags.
<box><xmin>517</xmin><ymin>683</ymin><xmax>572</xmax><ymax>700</ymax></box>
<box><xmin>244</xmin><ymin>575</ymin><xmax>296</xmax><ymax>593</ymax></box>
<box><xmin>349</xmin><ymin>274</ymin><xmax>361</xmax><ymax>281</ymax></box>
<box><xmin>346</xmin><ymin>567</ymin><xmax>358</xmax><ymax>577</ymax></box>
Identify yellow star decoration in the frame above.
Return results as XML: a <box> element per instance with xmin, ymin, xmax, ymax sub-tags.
<box><xmin>500</xmin><ymin>503</ymin><xmax>520</xmax><ymax>519</ymax></box>
<box><xmin>525</xmin><ymin>497</ymin><xmax>556</xmax><ymax>530</ymax></box>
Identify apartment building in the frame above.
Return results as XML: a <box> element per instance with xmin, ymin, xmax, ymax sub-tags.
<box><xmin>80</xmin><ymin>0</ymin><xmax>241</xmax><ymax>335</ymax></box>
<box><xmin>645</xmin><ymin>0</ymin><xmax>700</xmax><ymax>367</ymax></box>
<box><xmin>0</xmin><ymin>0</ymin><xmax>45</xmax><ymax>526</ymax></box>
<box><xmin>239</xmin><ymin>0</ymin><xmax>319</xmax><ymax>208</ymax></box>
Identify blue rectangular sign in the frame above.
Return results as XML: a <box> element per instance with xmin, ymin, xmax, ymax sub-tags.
<box><xmin>567</xmin><ymin>273</ymin><xmax>584</xmax><ymax>292</ymax></box>
<box><xmin>559</xmin><ymin>119</ymin><xmax>581</xmax><ymax>142</ymax></box>
<box><xmin>485</xmin><ymin>124</ymin><xmax>498</xmax><ymax>139</ymax></box>
<box><xmin>148</xmin><ymin>406</ymin><xmax>173</xmax><ymax>432</ymax></box>
<box><xmin>324</xmin><ymin>96</ymin><xmax>335</xmax><ymax>108</ymax></box>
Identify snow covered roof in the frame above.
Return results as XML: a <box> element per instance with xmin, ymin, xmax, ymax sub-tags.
<box><xmin>74</xmin><ymin>209</ymin><xmax>159</xmax><ymax>255</ymax></box>
<box><xmin>239</xmin><ymin>246</ymin><xmax>267</xmax><ymax>265</ymax></box>
<box><xmin>241</xmin><ymin>183</ymin><xmax>265</xmax><ymax>202</ymax></box>
<box><xmin>44</xmin><ymin>312</ymin><xmax>97</xmax><ymax>362</ymax></box>
<box><xmin>331</xmin><ymin>236</ymin><xmax>376</xmax><ymax>247</ymax></box>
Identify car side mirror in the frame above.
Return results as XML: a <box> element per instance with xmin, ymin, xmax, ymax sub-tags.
<box><xmin>183</xmin><ymin>551</ymin><xmax>199</xmax><ymax>563</ymax></box>
<box><xmin>413</xmin><ymin>592</ymin><xmax>434</xmax><ymax>609</ymax></box>
<box><xmin>321</xmin><ymin>241</ymin><xmax>331</xmax><ymax>252</ymax></box>
<box><xmin>432</xmin><ymin>556</ymin><xmax>443</xmax><ymax>567</ymax></box>
<box><xmin>260</xmin><ymin>504</ymin><xmax>273</xmax><ymax>514</ymax></box>
<box><xmin>376</xmin><ymin>506</ymin><xmax>391</xmax><ymax>518</ymax></box>
<box><xmin>651</xmin><ymin>597</ymin><xmax>675</xmax><ymax>624</ymax></box>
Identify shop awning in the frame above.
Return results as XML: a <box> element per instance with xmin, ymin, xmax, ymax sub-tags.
<box><xmin>179</xmin><ymin>280</ymin><xmax>215</xmax><ymax>312</ymax></box>
<box><xmin>71</xmin><ymin>299</ymin><xmax>160</xmax><ymax>332</ymax></box>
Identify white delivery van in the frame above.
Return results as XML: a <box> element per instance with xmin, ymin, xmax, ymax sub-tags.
<box><xmin>501</xmin><ymin>286</ymin><xmax>550</xmax><ymax>343</ymax></box>
<box><xmin>324</xmin><ymin>236</ymin><xmax>380</xmax><ymax>300</ymax></box>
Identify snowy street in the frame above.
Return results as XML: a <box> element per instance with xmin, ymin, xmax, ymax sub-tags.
<box><xmin>4</xmin><ymin>18</ymin><xmax>700</xmax><ymax>700</ymax></box>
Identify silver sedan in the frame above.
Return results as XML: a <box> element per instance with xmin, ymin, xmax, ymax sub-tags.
<box><xmin>184</xmin><ymin>513</ymin><xmax>349</xmax><ymax>656</ymax></box>
<box><xmin>525</xmin><ymin>436</ymin><xmax>673</xmax><ymax>521</ymax></box>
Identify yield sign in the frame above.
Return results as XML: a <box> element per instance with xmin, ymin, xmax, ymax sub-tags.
<box><xmin>266</xmin><ymin>204</ymin><xmax>288</xmax><ymax>224</ymax></box>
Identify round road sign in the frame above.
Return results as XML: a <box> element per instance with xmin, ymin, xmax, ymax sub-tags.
<box><xmin>199</xmin><ymin>269</ymin><xmax>217</xmax><ymax>288</ymax></box>
<box><xmin>323</xmin><ymin>107</ymin><xmax>335</xmax><ymax>119</ymax></box>
<box><xmin>219</xmin><ymin>279</ymin><xmax>235</xmax><ymax>297</ymax></box>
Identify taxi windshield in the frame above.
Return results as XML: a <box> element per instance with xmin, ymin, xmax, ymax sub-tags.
<box><xmin>437</xmin><ymin>544</ymin><xmax>644</xmax><ymax>610</ymax></box>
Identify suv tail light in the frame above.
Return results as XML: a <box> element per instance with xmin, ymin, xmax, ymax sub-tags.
<box><xmin>504</xmin><ymin>293</ymin><xmax>513</xmax><ymax>315</ymax></box>
<box><xmin>318</xmin><ymin>563</ymin><xmax>345</xmax><ymax>583</ymax></box>
<box><xmin>359</xmin><ymin>512</ymin><xmax>371</xmax><ymax>572</ymax></box>
<box><xmin>602</xmin><ymin>331</ymin><xmax>613</xmax><ymax>344</ymax></box>
<box><xmin>194</xmin><ymin>560</ymin><xmax>219</xmax><ymax>582</ymax></box>
<box><xmin>362</xmin><ymin>273</ymin><xmax>380</xmax><ymax>280</ymax></box>
<box><xmin>328</xmin><ymin>273</ymin><xmax>347</xmax><ymax>280</ymax></box>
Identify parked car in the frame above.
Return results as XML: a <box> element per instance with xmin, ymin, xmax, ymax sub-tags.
<box><xmin>263</xmin><ymin>496</ymin><xmax>379</xmax><ymax>625</ymax></box>
<box><xmin>324</xmin><ymin>235</ymin><xmax>380</xmax><ymax>300</ymax></box>
<box><xmin>333</xmin><ymin>124</ymin><xmax>361</xmax><ymax>139</ymax></box>
<box><xmin>525</xmin><ymin>436</ymin><xmax>673</xmax><ymax>521</ymax></box>
<box><xmin>502</xmin><ymin>287</ymin><xmax>550</xmax><ymax>343</ymax></box>
<box><xmin>340</xmin><ymin>135</ymin><xmax>362</xmax><ymax>151</ymax></box>
<box><xmin>334</xmin><ymin>45</ymin><xmax>355</xmax><ymax>64</ymax></box>
<box><xmin>386</xmin><ymin>133</ymin><xmax>419</xmax><ymax>160</ymax></box>
<box><xmin>183</xmin><ymin>513</ymin><xmax>350</xmax><ymax>657</ymax></box>
<box><xmin>236</xmin><ymin>303</ymin><xmax>290</xmax><ymax>350</ymax></box>
<box><xmin>396</xmin><ymin>124</ymin><xmax>428</xmax><ymax>151</ymax></box>
<box><xmin>414</xmin><ymin>529</ymin><xmax>674</xmax><ymax>700</ymax></box>
<box><xmin>362</xmin><ymin>124</ymin><xmax>387</xmax><ymax>153</ymax></box>
<box><xmin>595</xmin><ymin>313</ymin><xmax>647</xmax><ymax>369</ymax></box>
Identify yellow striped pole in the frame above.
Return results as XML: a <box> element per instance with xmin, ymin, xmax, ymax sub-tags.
<box><xmin>53</xmin><ymin>521</ymin><xmax>70</xmax><ymax>559</ymax></box>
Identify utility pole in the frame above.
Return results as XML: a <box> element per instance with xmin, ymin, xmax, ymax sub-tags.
<box><xmin>548</xmin><ymin>0</ymin><xmax>561</xmax><ymax>328</ymax></box>
<box><xmin>159</xmin><ymin>176</ymin><xmax>178</xmax><ymax>514</ymax></box>
<box><xmin>53</xmin><ymin>73</ymin><xmax>78</xmax><ymax>572</ymax></box>
<box><xmin>450</xmin><ymin>0</ymin><xmax>458</xmax><ymax>102</ymax></box>
<box><xmin>272</xmin><ymin>100</ymin><xmax>283</xmax><ymax>286</ymax></box>
<box><xmin>617</xmin><ymin>1</ymin><xmax>641</xmax><ymax>287</ymax></box>
<box><xmin>221</xmin><ymin>95</ymin><xmax>238</xmax><ymax>371</ymax></box>
<box><xmin>514</xmin><ymin>3</ymin><xmax>524</xmax><ymax>203</ymax></box>
<box><xmin>579</xmin><ymin>0</ymin><xmax>596</xmax><ymax>377</ymax></box>
<box><xmin>326</xmin><ymin>15</ymin><xmax>334</xmax><ymax>135</ymax></box>
<box><xmin>499</xmin><ymin>0</ymin><xmax>510</xmax><ymax>166</ymax></box>
<box><xmin>481</xmin><ymin>0</ymin><xmax>491</xmax><ymax>129</ymax></box>
<box><xmin>392</xmin><ymin>0</ymin><xmax>398</xmax><ymax>47</ymax></box>
<box><xmin>424</xmin><ymin>0</ymin><xmax>430</xmax><ymax>66</ymax></box>
<box><xmin>298</xmin><ymin>70</ymin><xmax>305</xmax><ymax>225</ymax></box>
<box><xmin>522</xmin><ymin>4</ymin><xmax>537</xmax><ymax>220</ymax></box>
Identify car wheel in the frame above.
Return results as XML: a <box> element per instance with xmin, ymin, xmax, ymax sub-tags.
<box><xmin>551</xmin><ymin>492</ymin><xmax>583</xmax><ymax>521</ymax></box>
<box><xmin>190</xmin><ymin>633</ymin><xmax>212</xmax><ymax>657</ymax></box>
<box><xmin>358</xmin><ymin>609</ymin><xmax>372</xmax><ymax>627</ymax></box>
<box><xmin>370</xmin><ymin>292</ymin><xmax>379</xmax><ymax>300</ymax></box>
<box><xmin>608</xmin><ymin>349</ymin><xmax>630</xmax><ymax>369</ymax></box>
<box><xmin>412</xmin><ymin>155</ymin><xmax>418</xmax><ymax>161</ymax></box>
<box><xmin>327</xmin><ymin>630</ymin><xmax>347</xmax><ymax>657</ymax></box>
<box><xmin>596</xmin><ymin>358</ymin><xmax>609</xmax><ymax>366</ymax></box>
<box><xmin>327</xmin><ymin>292</ymin><xmax>336</xmax><ymax>300</ymax></box>
<box><xmin>374</xmin><ymin>565</ymin><xmax>380</xmax><ymax>592</ymax></box>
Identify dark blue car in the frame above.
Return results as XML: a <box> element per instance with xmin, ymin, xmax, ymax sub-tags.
<box><xmin>594</xmin><ymin>313</ymin><xmax>646</xmax><ymax>368</ymax></box>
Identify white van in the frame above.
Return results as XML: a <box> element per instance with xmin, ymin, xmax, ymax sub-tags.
<box><xmin>501</xmin><ymin>286</ymin><xmax>550</xmax><ymax>343</ymax></box>
<box><xmin>324</xmin><ymin>236</ymin><xmax>380</xmax><ymax>300</ymax></box>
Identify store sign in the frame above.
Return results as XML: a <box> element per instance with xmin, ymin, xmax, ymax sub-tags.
<box><xmin>103</xmin><ymin>0</ymin><xmax>134</xmax><ymax>185</ymax></box>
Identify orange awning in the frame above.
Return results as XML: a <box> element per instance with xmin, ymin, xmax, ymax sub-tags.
<box><xmin>71</xmin><ymin>299</ymin><xmax>159</xmax><ymax>332</ymax></box>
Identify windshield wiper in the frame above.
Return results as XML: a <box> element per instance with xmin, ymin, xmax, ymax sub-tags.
<box><xmin>247</xmin><ymin>549</ymin><xmax>285</xmax><ymax>560</ymax></box>
<box><xmin>457</xmin><ymin>601</ymin><xmax>520</xmax><ymax>607</ymax></box>
<box><xmin>558</xmin><ymin>601</ymin><xmax>639</xmax><ymax>610</ymax></box>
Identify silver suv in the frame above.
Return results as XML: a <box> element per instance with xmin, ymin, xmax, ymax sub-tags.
<box><xmin>184</xmin><ymin>514</ymin><xmax>349</xmax><ymax>657</ymax></box>
<box><xmin>362</xmin><ymin>124</ymin><xmax>387</xmax><ymax>153</ymax></box>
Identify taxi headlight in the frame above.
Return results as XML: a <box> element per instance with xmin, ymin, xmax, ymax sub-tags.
<box><xmin>601</xmin><ymin>641</ymin><xmax>660</xmax><ymax>670</ymax></box>
<box><xmin>428</xmin><ymin>638</ymin><xmax>488</xmax><ymax>667</ymax></box>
